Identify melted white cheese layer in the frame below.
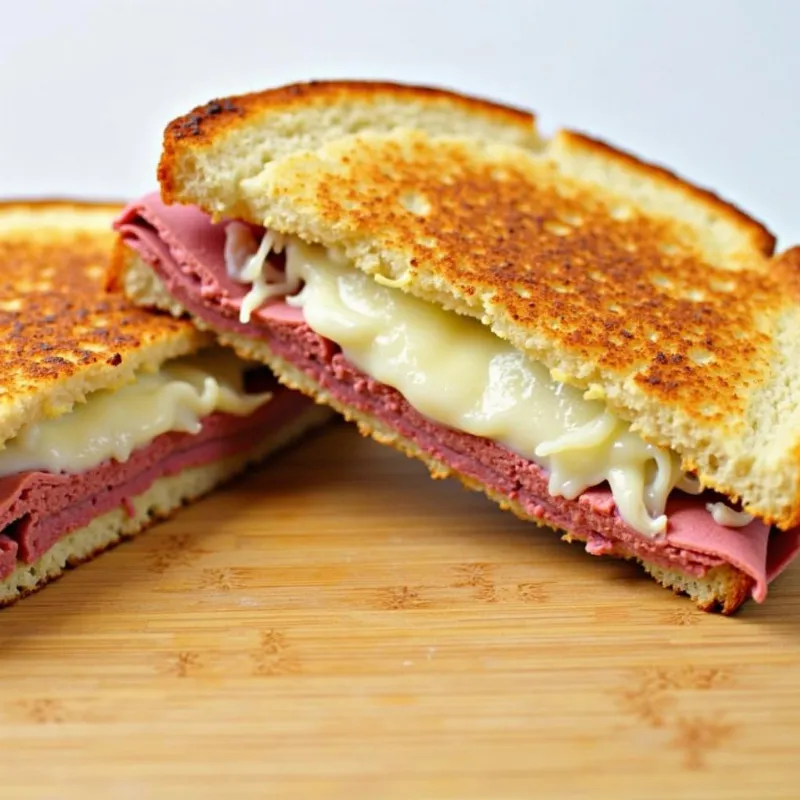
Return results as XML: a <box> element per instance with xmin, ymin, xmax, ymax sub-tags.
<box><xmin>283</xmin><ymin>240</ymin><xmax>682</xmax><ymax>537</ymax></box>
<box><xmin>226</xmin><ymin>228</ymin><xmax>745</xmax><ymax>537</ymax></box>
<box><xmin>0</xmin><ymin>348</ymin><xmax>270</xmax><ymax>477</ymax></box>
<box><xmin>706</xmin><ymin>502</ymin><xmax>754</xmax><ymax>528</ymax></box>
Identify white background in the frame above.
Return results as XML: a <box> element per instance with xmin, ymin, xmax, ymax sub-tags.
<box><xmin>1</xmin><ymin>0</ymin><xmax>798</xmax><ymax>248</ymax></box>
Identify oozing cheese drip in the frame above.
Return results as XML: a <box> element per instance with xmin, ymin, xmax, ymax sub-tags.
<box><xmin>0</xmin><ymin>348</ymin><xmax>271</xmax><ymax>477</ymax></box>
<box><xmin>228</xmin><ymin>228</ymin><xmax>747</xmax><ymax>537</ymax></box>
<box><xmin>706</xmin><ymin>502</ymin><xmax>754</xmax><ymax>528</ymax></box>
<box><xmin>226</xmin><ymin>222</ymin><xmax>294</xmax><ymax>324</ymax></box>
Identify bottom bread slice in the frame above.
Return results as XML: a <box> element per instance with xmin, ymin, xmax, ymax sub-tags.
<box><xmin>0</xmin><ymin>403</ymin><xmax>330</xmax><ymax>606</ymax></box>
<box><xmin>122</xmin><ymin>256</ymin><xmax>754</xmax><ymax>614</ymax></box>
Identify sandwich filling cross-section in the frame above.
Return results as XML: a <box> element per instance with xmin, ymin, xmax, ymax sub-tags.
<box><xmin>114</xmin><ymin>191</ymin><xmax>800</xmax><ymax>611</ymax></box>
<box><xmin>0</xmin><ymin>200</ymin><xmax>330</xmax><ymax>605</ymax></box>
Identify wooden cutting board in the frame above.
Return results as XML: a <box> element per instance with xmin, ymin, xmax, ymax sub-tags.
<box><xmin>3</xmin><ymin>419</ymin><xmax>799</xmax><ymax>799</ymax></box>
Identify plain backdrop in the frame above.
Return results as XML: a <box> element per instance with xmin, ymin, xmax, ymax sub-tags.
<box><xmin>1</xmin><ymin>0</ymin><xmax>798</xmax><ymax>248</ymax></box>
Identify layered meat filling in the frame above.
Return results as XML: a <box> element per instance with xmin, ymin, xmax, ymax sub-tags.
<box><xmin>0</xmin><ymin>346</ymin><xmax>311</xmax><ymax>577</ymax></box>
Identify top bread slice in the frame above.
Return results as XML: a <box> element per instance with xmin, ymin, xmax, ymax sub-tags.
<box><xmin>0</xmin><ymin>200</ymin><xmax>211</xmax><ymax>448</ymax></box>
<box><xmin>158</xmin><ymin>79</ymin><xmax>542</xmax><ymax>219</ymax></box>
<box><xmin>155</xmin><ymin>79</ymin><xmax>800</xmax><ymax>530</ymax></box>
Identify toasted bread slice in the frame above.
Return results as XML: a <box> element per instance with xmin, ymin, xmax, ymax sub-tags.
<box><xmin>0</xmin><ymin>200</ymin><xmax>329</xmax><ymax>605</ymax></box>
<box><xmin>155</xmin><ymin>80</ymin><xmax>800</xmax><ymax>530</ymax></box>
<box><xmin>0</xmin><ymin>199</ymin><xmax>210</xmax><ymax>447</ymax></box>
<box><xmin>158</xmin><ymin>79</ymin><xmax>542</xmax><ymax>218</ymax></box>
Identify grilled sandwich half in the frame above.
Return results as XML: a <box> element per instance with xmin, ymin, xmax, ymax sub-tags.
<box><xmin>112</xmin><ymin>80</ymin><xmax>800</xmax><ymax>613</ymax></box>
<box><xmin>0</xmin><ymin>199</ymin><xmax>330</xmax><ymax>605</ymax></box>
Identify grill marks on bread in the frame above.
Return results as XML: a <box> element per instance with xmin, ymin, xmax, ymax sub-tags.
<box><xmin>257</xmin><ymin>132</ymin><xmax>778</xmax><ymax>423</ymax></box>
<box><xmin>0</xmin><ymin>201</ymin><xmax>209</xmax><ymax>443</ymax></box>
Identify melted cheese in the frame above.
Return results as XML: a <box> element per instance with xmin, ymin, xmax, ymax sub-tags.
<box><xmin>262</xmin><ymin>238</ymin><xmax>683</xmax><ymax>538</ymax></box>
<box><xmin>706</xmin><ymin>502</ymin><xmax>754</xmax><ymax>528</ymax></box>
<box><xmin>225</xmin><ymin>224</ymin><xmax>296</xmax><ymax>324</ymax></box>
<box><xmin>0</xmin><ymin>348</ymin><xmax>270</xmax><ymax>477</ymax></box>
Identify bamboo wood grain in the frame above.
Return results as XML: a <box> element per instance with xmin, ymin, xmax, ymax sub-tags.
<box><xmin>2</xmin><ymin>420</ymin><xmax>800</xmax><ymax>799</ymax></box>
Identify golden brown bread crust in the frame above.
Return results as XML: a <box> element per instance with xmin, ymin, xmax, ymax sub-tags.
<box><xmin>773</xmin><ymin>246</ymin><xmax>800</xmax><ymax>294</ymax></box>
<box><xmin>157</xmin><ymin>82</ymin><xmax>779</xmax><ymax>429</ymax></box>
<box><xmin>642</xmin><ymin>563</ymin><xmax>754</xmax><ymax>615</ymax></box>
<box><xmin>560</xmin><ymin>131</ymin><xmax>776</xmax><ymax>256</ymax></box>
<box><xmin>0</xmin><ymin>235</ymin><xmax>175</xmax><ymax>371</ymax></box>
<box><xmin>151</xmin><ymin>80</ymin><xmax>800</xmax><ymax>528</ymax></box>
<box><xmin>245</xmin><ymin>129</ymin><xmax>800</xmax><ymax>528</ymax></box>
<box><xmin>257</xmin><ymin>132</ymin><xmax>775</xmax><ymax>426</ymax></box>
<box><xmin>159</xmin><ymin>79</ymin><xmax>773</xmax><ymax>257</ymax></box>
<box><xmin>106</xmin><ymin>235</ymin><xmax>134</xmax><ymax>293</ymax></box>
<box><xmin>0</xmin><ymin>199</ymin><xmax>210</xmax><ymax>443</ymax></box>
<box><xmin>158</xmin><ymin>79</ymin><xmax>535</xmax><ymax>202</ymax></box>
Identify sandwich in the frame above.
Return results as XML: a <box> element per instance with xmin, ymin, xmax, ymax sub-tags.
<box><xmin>0</xmin><ymin>198</ymin><xmax>330</xmax><ymax>605</ymax></box>
<box><xmin>111</xmin><ymin>79</ymin><xmax>800</xmax><ymax>613</ymax></box>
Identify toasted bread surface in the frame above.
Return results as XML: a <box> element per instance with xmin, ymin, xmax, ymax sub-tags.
<box><xmin>118</xmin><ymin>251</ymin><xmax>756</xmax><ymax>613</ymax></box>
<box><xmin>156</xmin><ymin>77</ymin><xmax>800</xmax><ymax>527</ymax></box>
<box><xmin>158</xmin><ymin>80</ymin><xmax>543</xmax><ymax>219</ymax></box>
<box><xmin>0</xmin><ymin>200</ymin><xmax>211</xmax><ymax>446</ymax></box>
<box><xmin>249</xmin><ymin>132</ymin><xmax>800</xmax><ymax>529</ymax></box>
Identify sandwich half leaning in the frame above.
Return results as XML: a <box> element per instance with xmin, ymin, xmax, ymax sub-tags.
<box><xmin>112</xmin><ymin>80</ymin><xmax>800</xmax><ymax>613</ymax></box>
<box><xmin>0</xmin><ymin>199</ymin><xmax>330</xmax><ymax>605</ymax></box>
